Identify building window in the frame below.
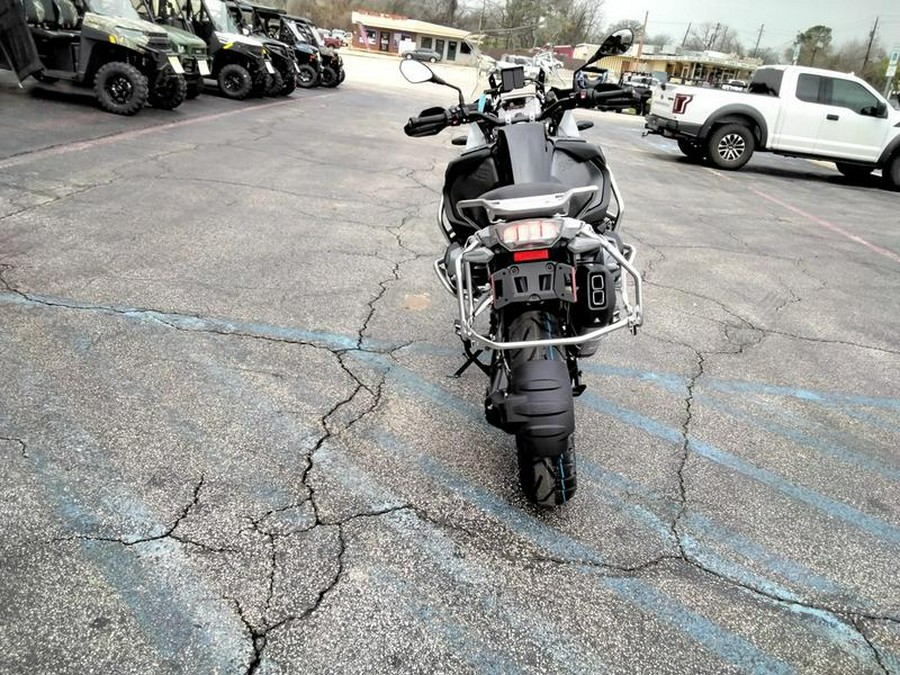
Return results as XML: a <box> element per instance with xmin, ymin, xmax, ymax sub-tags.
<box><xmin>460</xmin><ymin>42</ymin><xmax>471</xmax><ymax>54</ymax></box>
<box><xmin>421</xmin><ymin>36</ymin><xmax>432</xmax><ymax>49</ymax></box>
<box><xmin>364</xmin><ymin>29</ymin><xmax>376</xmax><ymax>46</ymax></box>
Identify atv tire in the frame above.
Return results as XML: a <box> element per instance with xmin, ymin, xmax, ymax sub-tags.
<box><xmin>296</xmin><ymin>64</ymin><xmax>318</xmax><ymax>88</ymax></box>
<box><xmin>320</xmin><ymin>65</ymin><xmax>339</xmax><ymax>88</ymax></box>
<box><xmin>264</xmin><ymin>69</ymin><xmax>283</xmax><ymax>97</ymax></box>
<box><xmin>218</xmin><ymin>63</ymin><xmax>252</xmax><ymax>100</ymax></box>
<box><xmin>186</xmin><ymin>80</ymin><xmax>203</xmax><ymax>99</ymax></box>
<box><xmin>94</xmin><ymin>62</ymin><xmax>148</xmax><ymax>116</ymax></box>
<box><xmin>149</xmin><ymin>71</ymin><xmax>187</xmax><ymax>110</ymax></box>
<box><xmin>278</xmin><ymin>67</ymin><xmax>296</xmax><ymax>96</ymax></box>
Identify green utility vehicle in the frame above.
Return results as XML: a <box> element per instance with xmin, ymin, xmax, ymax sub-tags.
<box><xmin>0</xmin><ymin>0</ymin><xmax>187</xmax><ymax>113</ymax></box>
<box><xmin>132</xmin><ymin>0</ymin><xmax>210</xmax><ymax>99</ymax></box>
<box><xmin>180</xmin><ymin>0</ymin><xmax>273</xmax><ymax>99</ymax></box>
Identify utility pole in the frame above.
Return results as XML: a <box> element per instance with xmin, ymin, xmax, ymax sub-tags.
<box><xmin>708</xmin><ymin>22</ymin><xmax>720</xmax><ymax>51</ymax></box>
<box><xmin>862</xmin><ymin>16</ymin><xmax>879</xmax><ymax>72</ymax></box>
<box><xmin>681</xmin><ymin>22</ymin><xmax>692</xmax><ymax>48</ymax></box>
<box><xmin>753</xmin><ymin>24</ymin><xmax>764</xmax><ymax>57</ymax></box>
<box><xmin>636</xmin><ymin>10</ymin><xmax>649</xmax><ymax>63</ymax></box>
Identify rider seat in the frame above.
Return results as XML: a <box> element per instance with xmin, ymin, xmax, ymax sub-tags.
<box><xmin>53</xmin><ymin>0</ymin><xmax>79</xmax><ymax>29</ymax></box>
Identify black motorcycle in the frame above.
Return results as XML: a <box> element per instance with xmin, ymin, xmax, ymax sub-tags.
<box><xmin>400</xmin><ymin>30</ymin><xmax>645</xmax><ymax>506</ymax></box>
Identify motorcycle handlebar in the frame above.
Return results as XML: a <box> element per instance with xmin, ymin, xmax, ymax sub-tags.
<box><xmin>404</xmin><ymin>85</ymin><xmax>639</xmax><ymax>136</ymax></box>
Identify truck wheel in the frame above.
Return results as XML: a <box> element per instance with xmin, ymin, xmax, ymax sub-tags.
<box><xmin>677</xmin><ymin>138</ymin><xmax>705</xmax><ymax>161</ymax></box>
<box><xmin>706</xmin><ymin>123</ymin><xmax>755</xmax><ymax>170</ymax></box>
<box><xmin>218</xmin><ymin>63</ymin><xmax>252</xmax><ymax>100</ymax></box>
<box><xmin>149</xmin><ymin>71</ymin><xmax>187</xmax><ymax>110</ymax></box>
<box><xmin>94</xmin><ymin>62</ymin><xmax>148</xmax><ymax>116</ymax></box>
<box><xmin>296</xmin><ymin>65</ymin><xmax>318</xmax><ymax>88</ymax></box>
<box><xmin>883</xmin><ymin>154</ymin><xmax>900</xmax><ymax>192</ymax></box>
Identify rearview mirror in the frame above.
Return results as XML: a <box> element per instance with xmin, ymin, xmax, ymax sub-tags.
<box><xmin>592</xmin><ymin>28</ymin><xmax>634</xmax><ymax>61</ymax></box>
<box><xmin>400</xmin><ymin>59</ymin><xmax>434</xmax><ymax>84</ymax></box>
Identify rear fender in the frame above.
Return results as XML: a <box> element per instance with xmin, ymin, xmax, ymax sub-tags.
<box><xmin>699</xmin><ymin>105</ymin><xmax>768</xmax><ymax>147</ymax></box>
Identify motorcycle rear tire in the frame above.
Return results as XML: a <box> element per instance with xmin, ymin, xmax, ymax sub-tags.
<box><xmin>507</xmin><ymin>310</ymin><xmax>576</xmax><ymax>506</ymax></box>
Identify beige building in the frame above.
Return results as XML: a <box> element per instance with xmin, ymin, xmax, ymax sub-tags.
<box><xmin>350</xmin><ymin>10</ymin><xmax>476</xmax><ymax>65</ymax></box>
<box><xmin>574</xmin><ymin>43</ymin><xmax>762</xmax><ymax>84</ymax></box>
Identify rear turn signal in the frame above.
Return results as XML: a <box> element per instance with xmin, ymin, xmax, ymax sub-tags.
<box><xmin>512</xmin><ymin>249</ymin><xmax>550</xmax><ymax>262</ymax></box>
<box><xmin>673</xmin><ymin>93</ymin><xmax>693</xmax><ymax>115</ymax></box>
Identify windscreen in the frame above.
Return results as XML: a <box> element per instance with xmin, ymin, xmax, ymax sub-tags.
<box><xmin>204</xmin><ymin>0</ymin><xmax>238</xmax><ymax>33</ymax></box>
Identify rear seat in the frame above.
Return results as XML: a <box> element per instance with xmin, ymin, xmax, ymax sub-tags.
<box><xmin>53</xmin><ymin>0</ymin><xmax>79</xmax><ymax>29</ymax></box>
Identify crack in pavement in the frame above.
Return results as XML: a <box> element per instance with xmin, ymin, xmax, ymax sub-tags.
<box><xmin>49</xmin><ymin>475</ymin><xmax>233</xmax><ymax>552</ymax></box>
<box><xmin>646</xmin><ymin>279</ymin><xmax>900</xmax><ymax>356</ymax></box>
<box><xmin>232</xmin><ymin>504</ymin><xmax>413</xmax><ymax>674</ymax></box>
<box><xmin>1</xmin><ymin>435</ymin><xmax>28</xmax><ymax>458</ymax></box>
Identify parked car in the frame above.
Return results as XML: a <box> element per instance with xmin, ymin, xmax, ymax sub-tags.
<box><xmin>401</xmin><ymin>48</ymin><xmax>441</xmax><ymax>63</ymax></box>
<box><xmin>721</xmin><ymin>79</ymin><xmax>747</xmax><ymax>92</ymax></box>
<box><xmin>645</xmin><ymin>64</ymin><xmax>900</xmax><ymax>189</ymax></box>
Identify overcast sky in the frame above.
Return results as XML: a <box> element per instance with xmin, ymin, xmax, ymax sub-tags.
<box><xmin>602</xmin><ymin>0</ymin><xmax>900</xmax><ymax>55</ymax></box>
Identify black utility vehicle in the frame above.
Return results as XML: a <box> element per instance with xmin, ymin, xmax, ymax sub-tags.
<box><xmin>0</xmin><ymin>0</ymin><xmax>185</xmax><ymax>114</ymax></box>
<box><xmin>180</xmin><ymin>0</ymin><xmax>272</xmax><ymax>99</ymax></box>
<box><xmin>244</xmin><ymin>5</ymin><xmax>322</xmax><ymax>89</ymax></box>
<box><xmin>289</xmin><ymin>15</ymin><xmax>342</xmax><ymax>87</ymax></box>
<box><xmin>224</xmin><ymin>1</ymin><xmax>297</xmax><ymax>95</ymax></box>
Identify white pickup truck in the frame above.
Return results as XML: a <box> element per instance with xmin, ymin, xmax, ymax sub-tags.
<box><xmin>644</xmin><ymin>65</ymin><xmax>900</xmax><ymax>190</ymax></box>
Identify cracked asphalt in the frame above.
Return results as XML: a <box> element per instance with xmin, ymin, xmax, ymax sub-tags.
<box><xmin>1</xmin><ymin>55</ymin><xmax>899</xmax><ymax>673</ymax></box>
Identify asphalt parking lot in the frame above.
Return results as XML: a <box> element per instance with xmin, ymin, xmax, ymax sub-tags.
<box><xmin>1</xmin><ymin>53</ymin><xmax>899</xmax><ymax>674</ymax></box>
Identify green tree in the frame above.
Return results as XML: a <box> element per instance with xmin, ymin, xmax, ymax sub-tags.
<box><xmin>794</xmin><ymin>24</ymin><xmax>832</xmax><ymax>67</ymax></box>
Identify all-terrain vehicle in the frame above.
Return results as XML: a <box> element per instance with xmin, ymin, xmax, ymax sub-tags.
<box><xmin>290</xmin><ymin>15</ymin><xmax>343</xmax><ymax>87</ymax></box>
<box><xmin>224</xmin><ymin>0</ymin><xmax>297</xmax><ymax>95</ymax></box>
<box><xmin>180</xmin><ymin>0</ymin><xmax>273</xmax><ymax>99</ymax></box>
<box><xmin>0</xmin><ymin>0</ymin><xmax>187</xmax><ymax>114</ymax></box>
<box><xmin>132</xmin><ymin>0</ymin><xmax>211</xmax><ymax>99</ymax></box>
<box><xmin>245</xmin><ymin>5</ymin><xmax>322</xmax><ymax>89</ymax></box>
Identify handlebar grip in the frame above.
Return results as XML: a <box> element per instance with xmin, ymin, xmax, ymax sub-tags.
<box><xmin>404</xmin><ymin>111</ymin><xmax>450</xmax><ymax>136</ymax></box>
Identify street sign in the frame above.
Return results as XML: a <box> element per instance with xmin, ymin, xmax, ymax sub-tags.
<box><xmin>890</xmin><ymin>47</ymin><xmax>900</xmax><ymax>67</ymax></box>
<box><xmin>887</xmin><ymin>64</ymin><xmax>897</xmax><ymax>80</ymax></box>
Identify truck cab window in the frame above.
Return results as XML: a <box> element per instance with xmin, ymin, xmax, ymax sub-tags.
<box><xmin>796</xmin><ymin>74</ymin><xmax>821</xmax><ymax>103</ymax></box>
<box><xmin>827</xmin><ymin>78</ymin><xmax>881</xmax><ymax>115</ymax></box>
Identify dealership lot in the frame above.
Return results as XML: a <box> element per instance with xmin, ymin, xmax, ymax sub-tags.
<box><xmin>1</xmin><ymin>54</ymin><xmax>898</xmax><ymax>673</ymax></box>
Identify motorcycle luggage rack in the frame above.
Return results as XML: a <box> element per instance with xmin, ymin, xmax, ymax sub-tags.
<box><xmin>453</xmin><ymin>226</ymin><xmax>643</xmax><ymax>352</ymax></box>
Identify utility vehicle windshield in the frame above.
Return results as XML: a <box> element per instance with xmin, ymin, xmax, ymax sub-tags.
<box><xmin>205</xmin><ymin>0</ymin><xmax>239</xmax><ymax>33</ymax></box>
<box><xmin>291</xmin><ymin>20</ymin><xmax>322</xmax><ymax>48</ymax></box>
<box><xmin>88</xmin><ymin>0</ymin><xmax>142</xmax><ymax>20</ymax></box>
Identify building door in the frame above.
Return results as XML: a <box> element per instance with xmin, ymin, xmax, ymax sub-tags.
<box><xmin>434</xmin><ymin>38</ymin><xmax>445</xmax><ymax>59</ymax></box>
<box><xmin>379</xmin><ymin>31</ymin><xmax>390</xmax><ymax>52</ymax></box>
<box><xmin>447</xmin><ymin>40</ymin><xmax>457</xmax><ymax>61</ymax></box>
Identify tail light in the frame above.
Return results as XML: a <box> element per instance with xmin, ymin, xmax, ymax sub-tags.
<box><xmin>498</xmin><ymin>219</ymin><xmax>561</xmax><ymax>251</ymax></box>
<box><xmin>673</xmin><ymin>93</ymin><xmax>693</xmax><ymax>115</ymax></box>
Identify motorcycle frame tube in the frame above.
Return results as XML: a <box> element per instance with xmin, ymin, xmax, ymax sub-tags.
<box><xmin>454</xmin><ymin>228</ymin><xmax>643</xmax><ymax>351</ymax></box>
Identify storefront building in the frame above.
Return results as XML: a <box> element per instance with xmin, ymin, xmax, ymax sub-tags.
<box><xmin>350</xmin><ymin>10</ymin><xmax>475</xmax><ymax>65</ymax></box>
